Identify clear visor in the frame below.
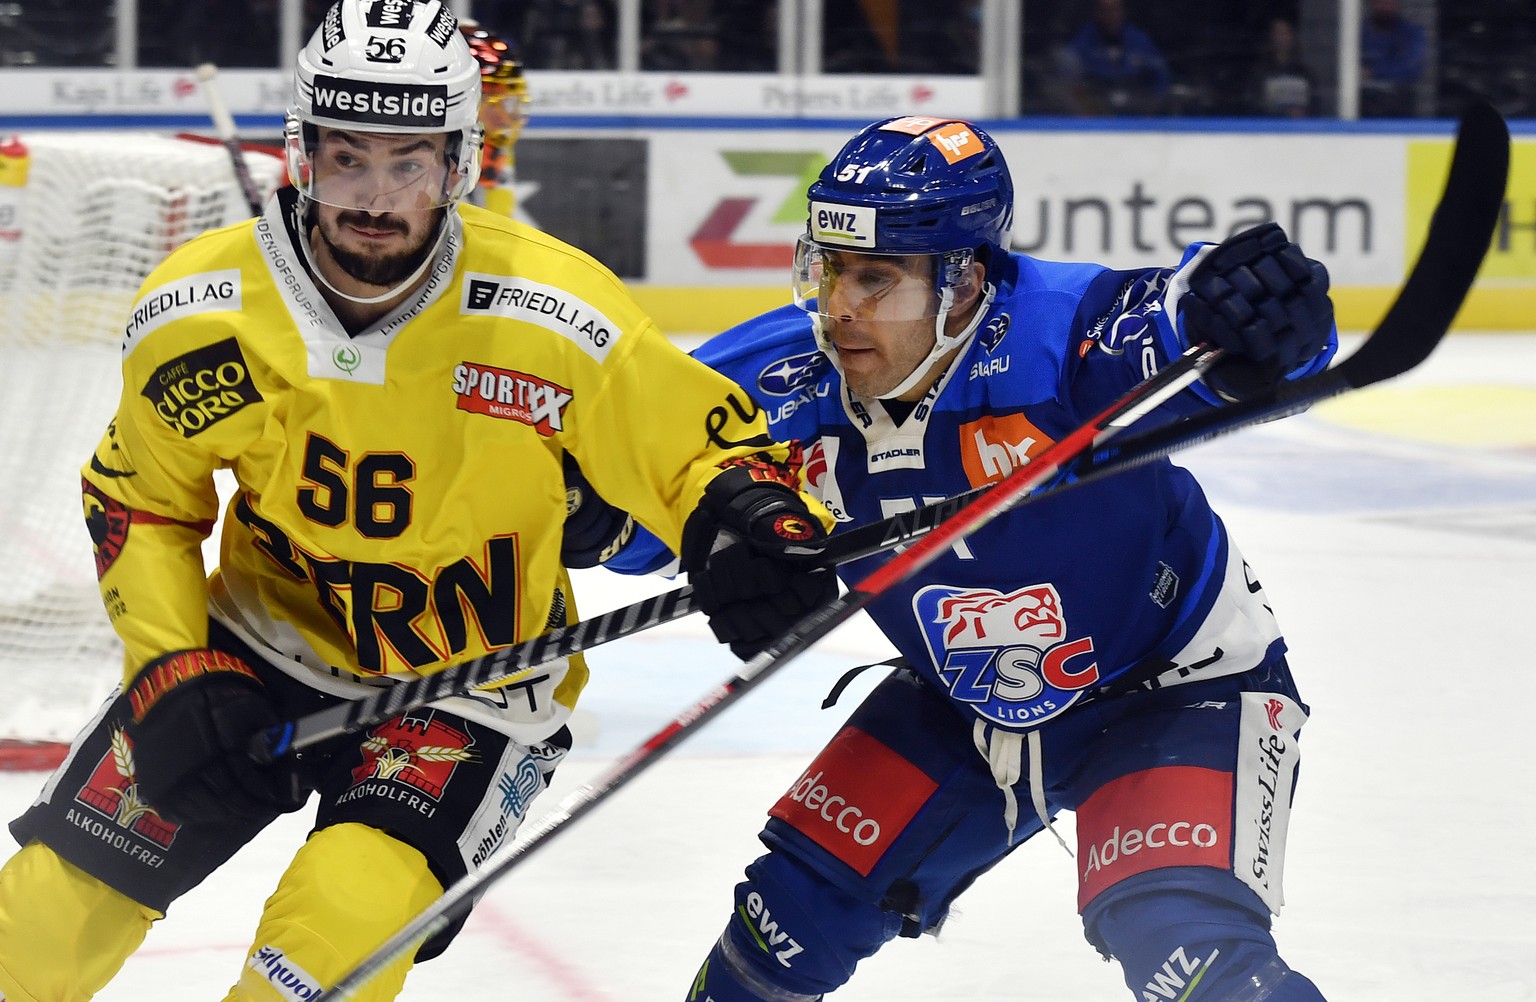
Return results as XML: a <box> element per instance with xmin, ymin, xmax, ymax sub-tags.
<box><xmin>792</xmin><ymin>237</ymin><xmax>968</xmax><ymax>323</ymax></box>
<box><xmin>288</xmin><ymin>125</ymin><xmax>474</xmax><ymax>212</ymax></box>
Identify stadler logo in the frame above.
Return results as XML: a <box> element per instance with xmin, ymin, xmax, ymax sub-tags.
<box><xmin>310</xmin><ymin>74</ymin><xmax>448</xmax><ymax>128</ymax></box>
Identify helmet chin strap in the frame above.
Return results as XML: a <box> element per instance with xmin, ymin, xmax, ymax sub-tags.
<box><xmin>816</xmin><ymin>282</ymin><xmax>996</xmax><ymax>401</ymax></box>
<box><xmin>298</xmin><ymin>202</ymin><xmax>451</xmax><ymax>306</ymax></box>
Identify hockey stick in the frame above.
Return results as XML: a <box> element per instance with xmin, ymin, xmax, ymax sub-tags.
<box><xmin>314</xmin><ymin>101</ymin><xmax>1508</xmax><ymax>999</ymax></box>
<box><xmin>195</xmin><ymin>63</ymin><xmax>264</xmax><ymax>217</ymax></box>
<box><xmin>249</xmin><ymin>497</ymin><xmax>1025</xmax><ymax>762</ymax></box>
<box><xmin>254</xmin><ymin>346</ymin><xmax>1222</xmax><ymax>766</ymax></box>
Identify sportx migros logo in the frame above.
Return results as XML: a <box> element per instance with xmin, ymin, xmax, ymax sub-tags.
<box><xmin>310</xmin><ymin>74</ymin><xmax>449</xmax><ymax>128</ymax></box>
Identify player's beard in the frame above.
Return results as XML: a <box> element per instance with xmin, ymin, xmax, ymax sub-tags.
<box><xmin>316</xmin><ymin>207</ymin><xmax>444</xmax><ymax>287</ymax></box>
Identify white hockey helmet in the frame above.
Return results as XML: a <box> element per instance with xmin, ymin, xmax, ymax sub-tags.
<box><xmin>286</xmin><ymin>0</ymin><xmax>484</xmax><ymax>211</ymax></box>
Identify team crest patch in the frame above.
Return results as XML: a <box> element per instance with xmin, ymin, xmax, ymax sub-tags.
<box><xmin>879</xmin><ymin>116</ymin><xmax>958</xmax><ymax>135</ymax></box>
<box><xmin>340</xmin><ymin>710</ymin><xmax>475</xmax><ymax>817</ymax></box>
<box><xmin>914</xmin><ymin>582</ymin><xmax>1099</xmax><ymax>728</ymax></box>
<box><xmin>453</xmin><ymin>362</ymin><xmax>573</xmax><ymax>435</ymax></box>
<box><xmin>980</xmin><ymin>312</ymin><xmax>1011</xmax><ymax>353</ymax></box>
<box><xmin>82</xmin><ymin>478</ymin><xmax>130</xmax><ymax>578</ymax></box>
<box><xmin>73</xmin><ymin>726</ymin><xmax>181</xmax><ymax>851</ymax></box>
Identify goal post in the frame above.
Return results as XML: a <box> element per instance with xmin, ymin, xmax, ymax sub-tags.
<box><xmin>0</xmin><ymin>131</ymin><xmax>284</xmax><ymax>770</ymax></box>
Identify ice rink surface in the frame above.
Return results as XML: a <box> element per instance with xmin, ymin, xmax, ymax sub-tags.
<box><xmin>2</xmin><ymin>333</ymin><xmax>1533</xmax><ymax>1000</ymax></box>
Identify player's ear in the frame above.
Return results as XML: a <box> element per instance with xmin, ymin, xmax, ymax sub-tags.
<box><xmin>953</xmin><ymin>259</ymin><xmax>986</xmax><ymax>313</ymax></box>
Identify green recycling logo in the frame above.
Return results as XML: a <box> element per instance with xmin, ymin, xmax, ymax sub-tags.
<box><xmin>332</xmin><ymin>344</ymin><xmax>362</xmax><ymax>374</ymax></box>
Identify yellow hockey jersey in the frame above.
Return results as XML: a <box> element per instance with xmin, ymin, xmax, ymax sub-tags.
<box><xmin>82</xmin><ymin>188</ymin><xmax>823</xmax><ymax>734</ymax></box>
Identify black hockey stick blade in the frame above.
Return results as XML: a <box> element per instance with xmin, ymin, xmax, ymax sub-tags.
<box><xmin>1332</xmin><ymin>98</ymin><xmax>1509</xmax><ymax>390</ymax></box>
<box><xmin>1077</xmin><ymin>98</ymin><xmax>1510</xmax><ymax>479</ymax></box>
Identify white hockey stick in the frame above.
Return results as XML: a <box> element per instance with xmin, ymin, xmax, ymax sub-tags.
<box><xmin>316</xmin><ymin>101</ymin><xmax>1510</xmax><ymax>999</ymax></box>
<box><xmin>195</xmin><ymin>62</ymin><xmax>264</xmax><ymax>217</ymax></box>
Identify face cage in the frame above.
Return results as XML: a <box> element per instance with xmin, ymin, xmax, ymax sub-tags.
<box><xmin>283</xmin><ymin>113</ymin><xmax>485</xmax><ymax>213</ymax></box>
<box><xmin>791</xmin><ymin>236</ymin><xmax>975</xmax><ymax>323</ymax></box>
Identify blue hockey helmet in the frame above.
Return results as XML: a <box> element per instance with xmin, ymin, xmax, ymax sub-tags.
<box><xmin>804</xmin><ymin>116</ymin><xmax>1013</xmax><ymax>261</ymax></box>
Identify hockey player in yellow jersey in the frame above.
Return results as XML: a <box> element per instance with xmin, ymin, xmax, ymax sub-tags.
<box><xmin>0</xmin><ymin>2</ymin><xmax>834</xmax><ymax>999</ymax></box>
<box><xmin>461</xmin><ymin>18</ymin><xmax>528</xmax><ymax>218</ymax></box>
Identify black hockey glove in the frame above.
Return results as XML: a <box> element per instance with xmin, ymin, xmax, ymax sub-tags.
<box><xmin>561</xmin><ymin>452</ymin><xmax>637</xmax><ymax>569</ymax></box>
<box><xmin>681</xmin><ymin>468</ymin><xmax>837</xmax><ymax>661</ymax></box>
<box><xmin>1180</xmin><ymin>221</ymin><xmax>1335</xmax><ymax>400</ymax></box>
<box><xmin>125</xmin><ymin>650</ymin><xmax>308</xmax><ymax>825</ymax></box>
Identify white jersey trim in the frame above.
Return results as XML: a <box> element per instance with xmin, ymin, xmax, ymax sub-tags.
<box><xmin>1145</xmin><ymin>537</ymin><xmax>1285</xmax><ymax>691</ymax></box>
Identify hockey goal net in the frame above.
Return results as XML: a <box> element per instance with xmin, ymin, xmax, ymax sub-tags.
<box><xmin>0</xmin><ymin>131</ymin><xmax>283</xmax><ymax>770</ymax></box>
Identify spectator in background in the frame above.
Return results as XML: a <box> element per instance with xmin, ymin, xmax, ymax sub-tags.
<box><xmin>641</xmin><ymin>18</ymin><xmax>720</xmax><ymax>71</ymax></box>
<box><xmin>1359</xmin><ymin>0</ymin><xmax>1426</xmax><ymax>117</ymax></box>
<box><xmin>492</xmin><ymin>0</ymin><xmax>616</xmax><ymax>70</ymax></box>
<box><xmin>1057</xmin><ymin>0</ymin><xmax>1171</xmax><ymax>116</ymax></box>
<box><xmin>1249</xmin><ymin>16</ymin><xmax>1316</xmax><ymax>118</ymax></box>
<box><xmin>715</xmin><ymin>0</ymin><xmax>777</xmax><ymax>72</ymax></box>
<box><xmin>642</xmin><ymin>0</ymin><xmax>719</xmax><ymax>70</ymax></box>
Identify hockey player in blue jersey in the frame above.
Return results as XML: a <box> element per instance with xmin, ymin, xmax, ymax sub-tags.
<box><xmin>579</xmin><ymin>115</ymin><xmax>1338</xmax><ymax>1000</ymax></box>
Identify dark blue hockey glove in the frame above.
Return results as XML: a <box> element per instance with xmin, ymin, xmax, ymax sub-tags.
<box><xmin>681</xmin><ymin>468</ymin><xmax>837</xmax><ymax>661</ymax></box>
<box><xmin>1180</xmin><ymin>221</ymin><xmax>1334</xmax><ymax>400</ymax></box>
<box><xmin>561</xmin><ymin>452</ymin><xmax>636</xmax><ymax>568</ymax></box>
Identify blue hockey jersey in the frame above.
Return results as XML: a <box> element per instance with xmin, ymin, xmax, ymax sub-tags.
<box><xmin>613</xmin><ymin>247</ymin><xmax>1337</xmax><ymax>731</ymax></box>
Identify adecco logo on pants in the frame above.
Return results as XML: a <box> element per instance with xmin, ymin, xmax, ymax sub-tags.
<box><xmin>769</xmin><ymin>727</ymin><xmax>936</xmax><ymax>876</ymax></box>
<box><xmin>1075</xmin><ymin>765</ymin><xmax>1233</xmax><ymax>910</ymax></box>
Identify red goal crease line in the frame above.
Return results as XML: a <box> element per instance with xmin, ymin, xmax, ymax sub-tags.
<box><xmin>0</xmin><ymin>740</ymin><xmax>70</xmax><ymax>772</ymax></box>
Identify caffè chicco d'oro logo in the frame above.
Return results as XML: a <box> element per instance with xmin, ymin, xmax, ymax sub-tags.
<box><xmin>332</xmin><ymin>345</ymin><xmax>362</xmax><ymax>373</ymax></box>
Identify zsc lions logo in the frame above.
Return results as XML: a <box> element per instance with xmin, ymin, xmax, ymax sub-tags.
<box><xmin>756</xmin><ymin>350</ymin><xmax>825</xmax><ymax>397</ymax></box>
<box><xmin>914</xmin><ymin>582</ymin><xmax>1098</xmax><ymax>728</ymax></box>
